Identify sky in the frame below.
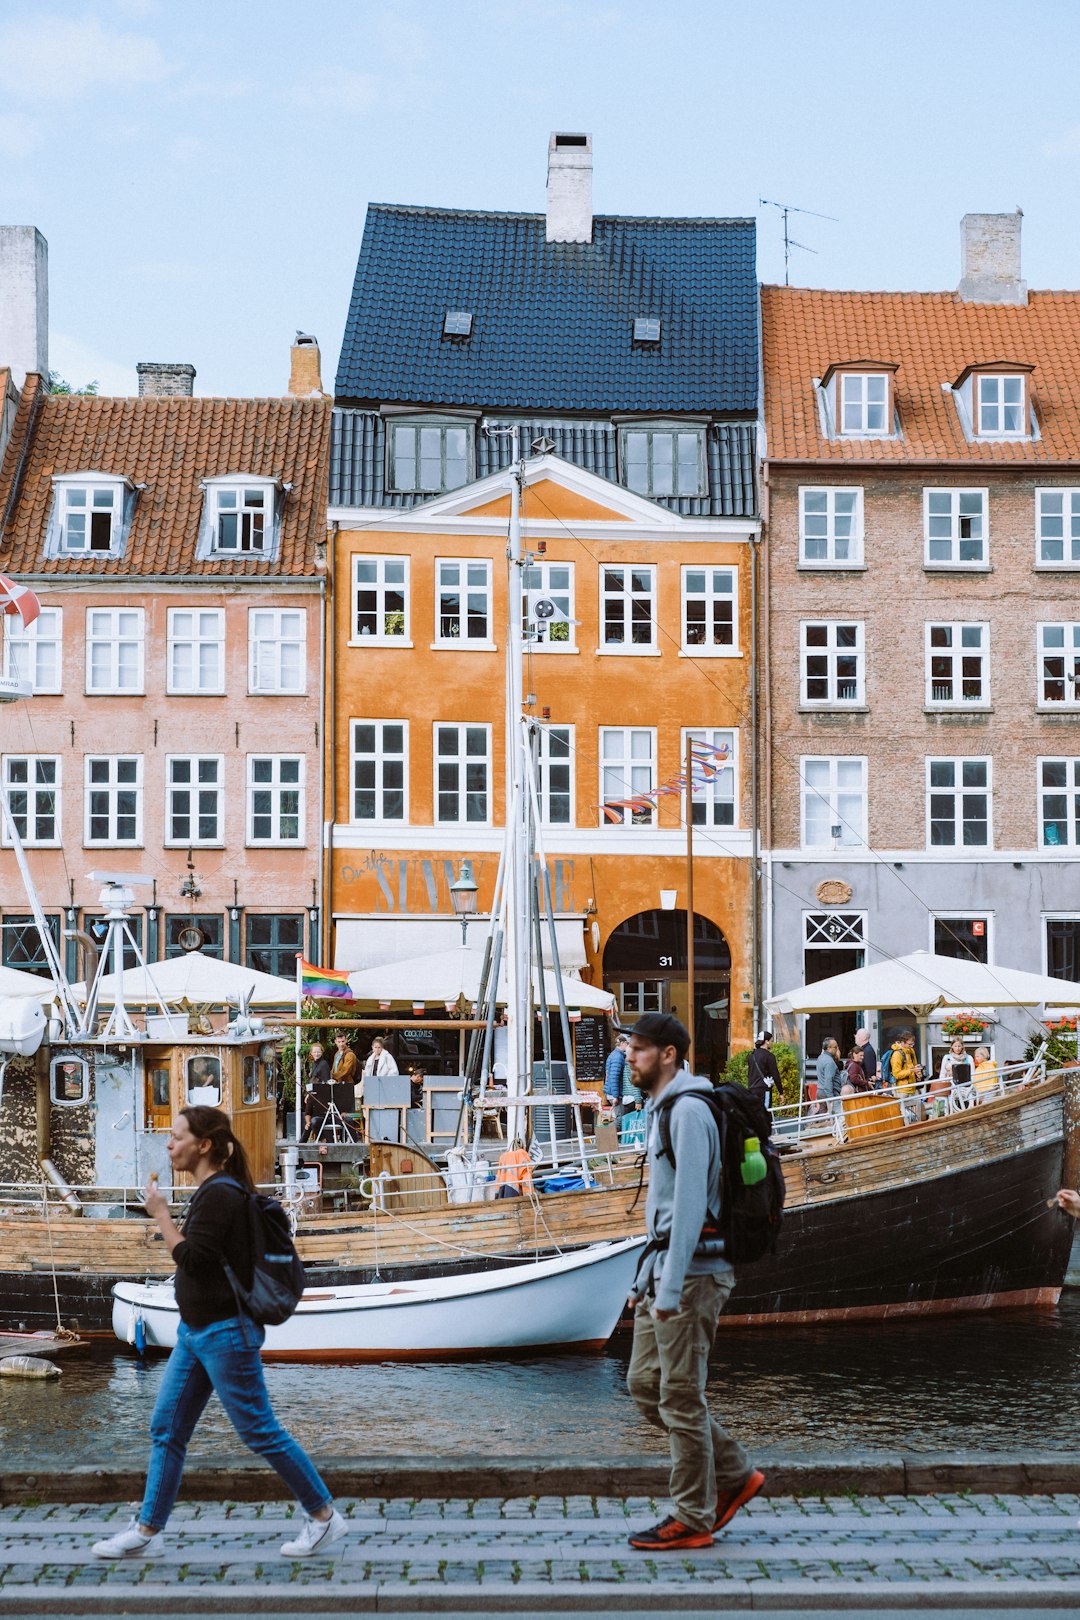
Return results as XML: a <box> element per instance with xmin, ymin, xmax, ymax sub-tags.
<box><xmin>2</xmin><ymin>0</ymin><xmax>1080</xmax><ymax>397</ymax></box>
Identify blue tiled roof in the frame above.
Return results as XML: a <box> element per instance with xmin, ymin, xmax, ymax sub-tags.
<box><xmin>335</xmin><ymin>206</ymin><xmax>758</xmax><ymax>414</ymax></box>
<box><xmin>330</xmin><ymin>410</ymin><xmax>757</xmax><ymax>519</ymax></box>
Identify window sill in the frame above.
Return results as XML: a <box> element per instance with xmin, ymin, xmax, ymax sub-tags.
<box><xmin>164</xmin><ymin>841</ymin><xmax>225</xmax><ymax>850</ymax></box>
<box><xmin>797</xmin><ymin>562</ymin><xmax>867</xmax><ymax>572</ymax></box>
<box><xmin>348</xmin><ymin>639</ymin><xmax>414</xmax><ymax>649</ymax></box>
<box><xmin>249</xmin><ymin>688</ymin><xmax>308</xmax><ymax>698</ymax></box>
<box><xmin>85</xmin><ymin>689</ymin><xmax>146</xmax><ymax>698</ymax></box>
<box><xmin>595</xmin><ymin>646</ymin><xmax>661</xmax><ymax>658</ymax></box>
<box><xmin>799</xmin><ymin>704</ymin><xmax>868</xmax><ymax>714</ymax></box>
<box><xmin>246</xmin><ymin>841</ymin><xmax>308</xmax><ymax>849</ymax></box>
<box><xmin>2</xmin><ymin>841</ymin><xmax>62</xmax><ymax>850</ymax></box>
<box><xmin>1034</xmin><ymin>563</ymin><xmax>1080</xmax><ymax>572</ymax></box>
<box><xmin>923</xmin><ymin>706</ymin><xmax>993</xmax><ymax>716</ymax></box>
<box><xmin>529</xmin><ymin>645</ymin><xmax>580</xmax><ymax>654</ymax></box>
<box><xmin>923</xmin><ymin>563</ymin><xmax>992</xmax><ymax>574</ymax></box>
<box><xmin>166</xmin><ymin>689</ymin><xmax>227</xmax><ymax>698</ymax></box>
<box><xmin>678</xmin><ymin>647</ymin><xmax>741</xmax><ymax>659</ymax></box>
<box><xmin>84</xmin><ymin>843</ymin><xmax>144</xmax><ymax>850</ymax></box>
<box><xmin>429</xmin><ymin>642</ymin><xmax>499</xmax><ymax>653</ymax></box>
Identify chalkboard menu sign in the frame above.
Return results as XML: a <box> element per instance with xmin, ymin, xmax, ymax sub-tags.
<box><xmin>573</xmin><ymin>1016</ymin><xmax>609</xmax><ymax>1082</ymax></box>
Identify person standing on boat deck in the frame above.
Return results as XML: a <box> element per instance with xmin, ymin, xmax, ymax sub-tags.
<box><xmin>815</xmin><ymin>1038</ymin><xmax>842</xmax><ymax>1112</ymax></box>
<box><xmin>604</xmin><ymin>1034</ymin><xmax>631</xmax><ymax>1123</ymax></box>
<box><xmin>92</xmin><ymin>1106</ymin><xmax>346</xmax><ymax>1563</ymax></box>
<box><xmin>623</xmin><ymin>1012</ymin><xmax>764</xmax><ymax>1552</ymax></box>
<box><xmin>329</xmin><ymin>1030</ymin><xmax>358</xmax><ymax>1108</ymax></box>
<box><xmin>854</xmin><ymin>1027</ymin><xmax>878</xmax><ymax>1086</ymax></box>
<box><xmin>747</xmin><ymin>1031</ymin><xmax>781</xmax><ymax>1112</ymax></box>
<box><xmin>363</xmin><ymin>1036</ymin><xmax>399</xmax><ymax>1080</ymax></box>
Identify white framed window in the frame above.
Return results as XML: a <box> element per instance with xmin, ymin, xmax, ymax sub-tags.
<box><xmin>1036</xmin><ymin>489</ymin><xmax>1080</xmax><ymax>567</ymax></box>
<box><xmin>2</xmin><ymin>756</ymin><xmax>60</xmax><ymax>845</ymax></box>
<box><xmin>535</xmin><ymin>724</ymin><xmax>574</xmax><ymax>826</ymax></box>
<box><xmin>353</xmin><ymin>556</ymin><xmax>409</xmax><ymax>643</ymax></box>
<box><xmin>681</xmin><ymin>566</ymin><xmax>737</xmax><ymax>653</ymax></box>
<box><xmin>249</xmin><ymin>608</ymin><xmax>306</xmax><ymax>694</ymax></box>
<box><xmin>804</xmin><ymin>911</ymin><xmax>866</xmax><ymax>950</ymax></box>
<box><xmin>85</xmin><ymin>755</ymin><xmax>142</xmax><ymax>845</ymax></box>
<box><xmin>85</xmin><ymin>608</ymin><xmax>144</xmax><ymax>694</ymax></box>
<box><xmin>207</xmin><ymin>481</ymin><xmax>275</xmax><ymax>554</ymax></box>
<box><xmin>926</xmin><ymin>623</ymin><xmax>989</xmax><ymax>707</ymax></box>
<box><xmin>926</xmin><ymin>757</ymin><xmax>991</xmax><ymax>848</ymax></box>
<box><xmin>1038</xmin><ymin>624</ymin><xmax>1080</xmax><ymax>708</ymax></box>
<box><xmin>434</xmin><ymin>724</ymin><xmax>490</xmax><ymax>825</ymax></box>
<box><xmin>620</xmin><ymin>980</ymin><xmax>663</xmax><ymax>1014</ymax></box>
<box><xmin>924</xmin><ymin>488</ymin><xmax>987</xmax><ymax>567</ymax></box>
<box><xmin>435</xmin><ymin>559</ymin><xmax>492</xmax><ymax>646</ymax></box>
<box><xmin>839</xmin><ymin>373</ymin><xmax>889</xmax><ymax>436</ymax></box>
<box><xmin>389</xmin><ymin>420</ymin><xmax>471</xmax><ymax>494</ymax></box>
<box><xmin>799</xmin><ymin>488</ymin><xmax>863</xmax><ymax>566</ymax></box>
<box><xmin>351</xmin><ymin>720</ymin><xmax>407</xmax><ymax>823</ymax></box>
<box><xmin>2</xmin><ymin>606</ymin><xmax>62</xmax><ymax>694</ymax></box>
<box><xmin>167</xmin><ymin>608</ymin><xmax>224</xmax><ymax>695</ymax></box>
<box><xmin>523</xmin><ymin>560</ymin><xmax>574</xmax><ymax>649</ymax></box>
<box><xmin>621</xmin><ymin>425</ymin><xmax>705</xmax><ymax>498</ymax></box>
<box><xmin>599</xmin><ymin>727</ymin><xmax>656</xmax><ymax>826</ymax></box>
<box><xmin>54</xmin><ymin>477</ymin><xmax>125</xmax><ymax>555</ymax></box>
<box><xmin>683</xmin><ymin>728</ymin><xmax>737</xmax><ymax>826</ymax></box>
<box><xmin>247</xmin><ymin>756</ymin><xmax>304</xmax><ymax>845</ymax></box>
<box><xmin>800</xmin><ymin>757</ymin><xmax>867</xmax><ymax>849</ymax></box>
<box><xmin>976</xmin><ymin>374</ymin><xmax>1025</xmax><ymax>437</ymax></box>
<box><xmin>1046</xmin><ymin>915</ymin><xmax>1080</xmax><ymax>980</ymax></box>
<box><xmin>600</xmin><ymin>565</ymin><xmax>656</xmax><ymax>650</ymax></box>
<box><xmin>1039</xmin><ymin>758</ymin><xmax>1080</xmax><ymax>850</ymax></box>
<box><xmin>931</xmin><ymin>914</ymin><xmax>991</xmax><ymax>963</ymax></box>
<box><xmin>800</xmin><ymin>622</ymin><xmax>864</xmax><ymax>706</ymax></box>
<box><xmin>166</xmin><ymin>756</ymin><xmax>223</xmax><ymax>846</ymax></box>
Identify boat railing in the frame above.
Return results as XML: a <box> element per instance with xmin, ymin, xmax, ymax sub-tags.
<box><xmin>772</xmin><ymin>1055</ymin><xmax>1061</xmax><ymax>1148</ymax></box>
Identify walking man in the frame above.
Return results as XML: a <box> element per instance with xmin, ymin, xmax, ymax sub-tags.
<box><xmin>604</xmin><ymin>1033</ymin><xmax>631</xmax><ymax>1124</ymax></box>
<box><xmin>624</xmin><ymin>1012</ymin><xmax>764</xmax><ymax>1551</ymax></box>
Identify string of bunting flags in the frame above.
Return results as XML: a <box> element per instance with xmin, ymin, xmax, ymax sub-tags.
<box><xmin>596</xmin><ymin>740</ymin><xmax>732</xmax><ymax>823</ymax></box>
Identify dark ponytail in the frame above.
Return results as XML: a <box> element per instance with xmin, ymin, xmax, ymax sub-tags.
<box><xmin>179</xmin><ymin>1105</ymin><xmax>256</xmax><ymax>1192</ymax></box>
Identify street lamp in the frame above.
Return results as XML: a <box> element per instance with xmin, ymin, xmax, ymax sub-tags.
<box><xmin>449</xmin><ymin>858</ymin><xmax>479</xmax><ymax>945</ymax></box>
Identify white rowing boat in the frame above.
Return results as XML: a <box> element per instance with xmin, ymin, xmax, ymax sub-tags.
<box><xmin>112</xmin><ymin>1237</ymin><xmax>645</xmax><ymax>1361</ymax></box>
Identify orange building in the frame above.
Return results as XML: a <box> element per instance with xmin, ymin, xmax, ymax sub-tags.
<box><xmin>325</xmin><ymin>135</ymin><xmax>761</xmax><ymax>1070</ymax></box>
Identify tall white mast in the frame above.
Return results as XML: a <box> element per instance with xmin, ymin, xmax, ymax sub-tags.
<box><xmin>504</xmin><ymin>431</ymin><xmax>530</xmax><ymax>1121</ymax></box>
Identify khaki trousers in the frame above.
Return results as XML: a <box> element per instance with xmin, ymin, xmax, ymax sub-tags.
<box><xmin>627</xmin><ymin>1272</ymin><xmax>750</xmax><ymax>1533</ymax></box>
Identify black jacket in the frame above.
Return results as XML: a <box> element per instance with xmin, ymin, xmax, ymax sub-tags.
<box><xmin>747</xmin><ymin>1046</ymin><xmax>781</xmax><ymax>1106</ymax></box>
<box><xmin>172</xmin><ymin>1174</ymin><xmax>254</xmax><ymax>1329</ymax></box>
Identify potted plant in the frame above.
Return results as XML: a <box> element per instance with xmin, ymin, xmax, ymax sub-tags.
<box><xmin>940</xmin><ymin>1012</ymin><xmax>989</xmax><ymax>1040</ymax></box>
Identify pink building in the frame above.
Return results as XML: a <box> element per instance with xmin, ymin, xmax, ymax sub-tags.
<box><xmin>0</xmin><ymin>348</ymin><xmax>331</xmax><ymax>980</ymax></box>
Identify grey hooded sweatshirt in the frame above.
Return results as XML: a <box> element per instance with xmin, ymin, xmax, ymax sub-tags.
<box><xmin>634</xmin><ymin>1069</ymin><xmax>735</xmax><ymax>1313</ymax></box>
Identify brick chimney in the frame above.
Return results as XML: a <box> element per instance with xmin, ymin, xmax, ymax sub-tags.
<box><xmin>0</xmin><ymin>226</ymin><xmax>48</xmax><ymax>389</ymax></box>
<box><xmin>288</xmin><ymin>332</ymin><xmax>325</xmax><ymax>396</ymax></box>
<box><xmin>958</xmin><ymin>211</ymin><xmax>1027</xmax><ymax>305</ymax></box>
<box><xmin>546</xmin><ymin>132</ymin><xmax>593</xmax><ymax>244</ymax></box>
<box><xmin>137</xmin><ymin>362</ymin><xmax>196</xmax><ymax>397</ymax></box>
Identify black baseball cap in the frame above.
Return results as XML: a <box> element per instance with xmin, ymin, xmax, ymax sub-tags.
<box><xmin>615</xmin><ymin>1012</ymin><xmax>691</xmax><ymax>1059</ymax></box>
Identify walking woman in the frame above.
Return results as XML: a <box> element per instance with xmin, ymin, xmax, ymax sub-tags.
<box><xmin>93</xmin><ymin>1106</ymin><xmax>345</xmax><ymax>1561</ymax></box>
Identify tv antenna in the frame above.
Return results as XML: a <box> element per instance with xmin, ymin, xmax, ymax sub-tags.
<box><xmin>759</xmin><ymin>198</ymin><xmax>839</xmax><ymax>285</ymax></box>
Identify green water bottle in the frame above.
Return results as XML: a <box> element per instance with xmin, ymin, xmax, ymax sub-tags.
<box><xmin>741</xmin><ymin>1136</ymin><xmax>767</xmax><ymax>1186</ymax></box>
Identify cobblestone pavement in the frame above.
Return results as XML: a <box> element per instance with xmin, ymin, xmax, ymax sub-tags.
<box><xmin>1</xmin><ymin>1492</ymin><xmax>1079</xmax><ymax>1612</ymax></box>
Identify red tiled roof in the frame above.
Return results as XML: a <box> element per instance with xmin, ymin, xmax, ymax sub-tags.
<box><xmin>0</xmin><ymin>382</ymin><xmax>331</xmax><ymax>576</ymax></box>
<box><xmin>762</xmin><ymin>286</ymin><xmax>1080</xmax><ymax>465</ymax></box>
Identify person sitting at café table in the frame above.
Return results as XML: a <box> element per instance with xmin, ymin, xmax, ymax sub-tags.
<box><xmin>972</xmin><ymin>1045</ymin><xmax>1000</xmax><ymax>1100</ymax></box>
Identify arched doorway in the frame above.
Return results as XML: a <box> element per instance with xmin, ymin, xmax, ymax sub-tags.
<box><xmin>603</xmin><ymin>909</ymin><xmax>732</xmax><ymax>1078</ymax></box>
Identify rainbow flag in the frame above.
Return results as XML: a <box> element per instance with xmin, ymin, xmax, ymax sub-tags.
<box><xmin>298</xmin><ymin>958</ymin><xmax>354</xmax><ymax>999</ymax></box>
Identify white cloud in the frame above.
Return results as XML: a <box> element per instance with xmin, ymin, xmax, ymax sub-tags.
<box><xmin>0</xmin><ymin>15</ymin><xmax>169</xmax><ymax>103</ymax></box>
<box><xmin>288</xmin><ymin>66</ymin><xmax>380</xmax><ymax>114</ymax></box>
<box><xmin>49</xmin><ymin>331</ymin><xmax>137</xmax><ymax>398</ymax></box>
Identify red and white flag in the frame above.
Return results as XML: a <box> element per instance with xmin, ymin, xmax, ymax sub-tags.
<box><xmin>0</xmin><ymin>574</ymin><xmax>40</xmax><ymax>628</ymax></box>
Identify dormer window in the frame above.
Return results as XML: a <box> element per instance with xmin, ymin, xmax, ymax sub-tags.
<box><xmin>820</xmin><ymin>362</ymin><xmax>897</xmax><ymax>439</ymax></box>
<box><xmin>620</xmin><ymin>423</ymin><xmax>705</xmax><ymax>498</ymax></box>
<box><xmin>952</xmin><ymin>362</ymin><xmax>1033</xmax><ymax>440</ymax></box>
<box><xmin>976</xmin><ymin>373</ymin><xmax>1024</xmax><ymax>436</ymax></box>
<box><xmin>198</xmin><ymin>477</ymin><xmax>279</xmax><ymax>559</ymax></box>
<box><xmin>388</xmin><ymin>419</ymin><xmax>472</xmax><ymax>494</ymax></box>
<box><xmin>50</xmin><ymin>475</ymin><xmax>129</xmax><ymax>557</ymax></box>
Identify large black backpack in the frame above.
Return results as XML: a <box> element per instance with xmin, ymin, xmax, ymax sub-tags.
<box><xmin>216</xmin><ymin>1176</ymin><xmax>307</xmax><ymax>1326</ymax></box>
<box><xmin>653</xmin><ymin>1083</ymin><xmax>786</xmax><ymax>1265</ymax></box>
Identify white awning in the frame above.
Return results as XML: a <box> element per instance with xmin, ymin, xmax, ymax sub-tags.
<box><xmin>333</xmin><ymin>916</ymin><xmax>587</xmax><ymax>975</ymax></box>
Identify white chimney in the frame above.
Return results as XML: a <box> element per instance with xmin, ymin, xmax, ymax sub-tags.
<box><xmin>0</xmin><ymin>226</ymin><xmax>48</xmax><ymax>388</ymax></box>
<box><xmin>546</xmin><ymin>132</ymin><xmax>593</xmax><ymax>244</ymax></box>
<box><xmin>958</xmin><ymin>210</ymin><xmax>1027</xmax><ymax>305</ymax></box>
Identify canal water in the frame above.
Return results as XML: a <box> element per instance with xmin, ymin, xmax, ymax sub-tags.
<box><xmin>3</xmin><ymin>1293</ymin><xmax>1078</xmax><ymax>1467</ymax></box>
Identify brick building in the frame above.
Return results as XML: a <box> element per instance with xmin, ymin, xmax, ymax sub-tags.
<box><xmin>0</xmin><ymin>283</ymin><xmax>332</xmax><ymax>979</ymax></box>
<box><xmin>761</xmin><ymin>212</ymin><xmax>1080</xmax><ymax>1065</ymax></box>
<box><xmin>325</xmin><ymin>133</ymin><xmax>762</xmax><ymax>1069</ymax></box>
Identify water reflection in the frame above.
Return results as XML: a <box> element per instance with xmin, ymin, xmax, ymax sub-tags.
<box><xmin>4</xmin><ymin>1295</ymin><xmax>1079</xmax><ymax>1468</ymax></box>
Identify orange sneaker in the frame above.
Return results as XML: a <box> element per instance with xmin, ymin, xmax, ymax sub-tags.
<box><xmin>627</xmin><ymin>1514</ymin><xmax>714</xmax><ymax>1551</ymax></box>
<box><xmin>713</xmin><ymin>1467</ymin><xmax>766</xmax><ymax>1532</ymax></box>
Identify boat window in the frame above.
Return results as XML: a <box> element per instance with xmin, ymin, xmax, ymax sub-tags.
<box><xmin>50</xmin><ymin>1055</ymin><xmax>89</xmax><ymax>1106</ymax></box>
<box><xmin>186</xmin><ymin>1055</ymin><xmax>221</xmax><ymax>1105</ymax></box>
<box><xmin>262</xmin><ymin>1056</ymin><xmax>278</xmax><ymax>1103</ymax></box>
<box><xmin>243</xmin><ymin>1056</ymin><xmax>259</xmax><ymax>1105</ymax></box>
<box><xmin>149</xmin><ymin>1067</ymin><xmax>170</xmax><ymax>1108</ymax></box>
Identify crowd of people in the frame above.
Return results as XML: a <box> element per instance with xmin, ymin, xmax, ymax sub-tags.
<box><xmin>811</xmin><ymin>1028</ymin><xmax>1002</xmax><ymax>1122</ymax></box>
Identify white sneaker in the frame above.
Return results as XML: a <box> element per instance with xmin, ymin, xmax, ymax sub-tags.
<box><xmin>280</xmin><ymin>1506</ymin><xmax>347</xmax><ymax>1558</ymax></box>
<box><xmin>92</xmin><ymin>1517</ymin><xmax>164</xmax><ymax>1559</ymax></box>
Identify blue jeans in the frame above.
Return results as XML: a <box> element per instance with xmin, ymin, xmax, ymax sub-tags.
<box><xmin>140</xmin><ymin>1316</ymin><xmax>332</xmax><ymax>1532</ymax></box>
